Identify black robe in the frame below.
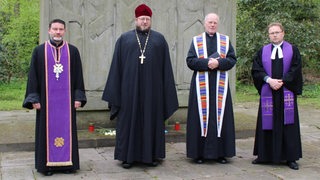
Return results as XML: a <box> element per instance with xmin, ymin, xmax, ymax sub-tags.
<box><xmin>251</xmin><ymin>43</ymin><xmax>303</xmax><ymax>163</ymax></box>
<box><xmin>186</xmin><ymin>33</ymin><xmax>237</xmax><ymax>160</ymax></box>
<box><xmin>23</xmin><ymin>41</ymin><xmax>86</xmax><ymax>173</ymax></box>
<box><xmin>102</xmin><ymin>29</ymin><xmax>178</xmax><ymax>164</ymax></box>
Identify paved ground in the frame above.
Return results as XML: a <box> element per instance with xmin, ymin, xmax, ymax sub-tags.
<box><xmin>0</xmin><ymin>103</ymin><xmax>319</xmax><ymax>179</ymax></box>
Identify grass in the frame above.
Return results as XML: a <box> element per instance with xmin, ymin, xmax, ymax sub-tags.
<box><xmin>0</xmin><ymin>78</ymin><xmax>26</xmax><ymax>111</ymax></box>
<box><xmin>235</xmin><ymin>82</ymin><xmax>259</xmax><ymax>103</ymax></box>
<box><xmin>298</xmin><ymin>83</ymin><xmax>320</xmax><ymax>108</ymax></box>
<box><xmin>0</xmin><ymin>79</ymin><xmax>319</xmax><ymax>111</ymax></box>
<box><xmin>236</xmin><ymin>82</ymin><xmax>320</xmax><ymax>109</ymax></box>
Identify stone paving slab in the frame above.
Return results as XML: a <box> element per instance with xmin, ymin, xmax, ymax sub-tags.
<box><xmin>1</xmin><ymin>140</ymin><xmax>320</xmax><ymax>180</ymax></box>
<box><xmin>0</xmin><ymin>103</ymin><xmax>319</xmax><ymax>179</ymax></box>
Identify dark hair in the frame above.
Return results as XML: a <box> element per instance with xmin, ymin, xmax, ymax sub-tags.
<box><xmin>49</xmin><ymin>19</ymin><xmax>66</xmax><ymax>29</ymax></box>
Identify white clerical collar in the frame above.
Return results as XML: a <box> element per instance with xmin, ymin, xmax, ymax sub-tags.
<box><xmin>271</xmin><ymin>41</ymin><xmax>284</xmax><ymax>60</ymax></box>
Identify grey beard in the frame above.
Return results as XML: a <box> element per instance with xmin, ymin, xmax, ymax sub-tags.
<box><xmin>51</xmin><ymin>36</ymin><xmax>63</xmax><ymax>42</ymax></box>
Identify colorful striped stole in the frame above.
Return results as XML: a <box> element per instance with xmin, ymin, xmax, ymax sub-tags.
<box><xmin>193</xmin><ymin>32</ymin><xmax>229</xmax><ymax>137</ymax></box>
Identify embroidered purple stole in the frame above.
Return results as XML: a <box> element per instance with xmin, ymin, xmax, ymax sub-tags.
<box><xmin>261</xmin><ymin>41</ymin><xmax>295</xmax><ymax>130</ymax></box>
<box><xmin>45</xmin><ymin>41</ymin><xmax>72</xmax><ymax>166</ymax></box>
<box><xmin>193</xmin><ymin>32</ymin><xmax>229</xmax><ymax>137</ymax></box>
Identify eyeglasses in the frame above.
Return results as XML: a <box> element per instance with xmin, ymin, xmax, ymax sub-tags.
<box><xmin>269</xmin><ymin>31</ymin><xmax>283</xmax><ymax>35</ymax></box>
<box><xmin>137</xmin><ymin>17</ymin><xmax>151</xmax><ymax>22</ymax></box>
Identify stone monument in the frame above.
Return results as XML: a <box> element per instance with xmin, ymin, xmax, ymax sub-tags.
<box><xmin>40</xmin><ymin>0</ymin><xmax>237</xmax><ymax>129</ymax></box>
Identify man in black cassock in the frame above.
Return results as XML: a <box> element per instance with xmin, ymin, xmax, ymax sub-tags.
<box><xmin>251</xmin><ymin>22</ymin><xmax>302</xmax><ymax>170</ymax></box>
<box><xmin>23</xmin><ymin>19</ymin><xmax>86</xmax><ymax>176</ymax></box>
<box><xmin>186</xmin><ymin>13</ymin><xmax>236</xmax><ymax>164</ymax></box>
<box><xmin>102</xmin><ymin>4</ymin><xmax>178</xmax><ymax>169</ymax></box>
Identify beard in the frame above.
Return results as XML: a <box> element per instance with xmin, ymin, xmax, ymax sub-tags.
<box><xmin>136</xmin><ymin>25</ymin><xmax>151</xmax><ymax>32</ymax></box>
<box><xmin>51</xmin><ymin>36</ymin><xmax>63</xmax><ymax>42</ymax></box>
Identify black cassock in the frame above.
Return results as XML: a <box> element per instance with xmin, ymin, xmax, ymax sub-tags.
<box><xmin>102</xmin><ymin>29</ymin><xmax>178</xmax><ymax>164</ymax></box>
<box><xmin>251</xmin><ymin>44</ymin><xmax>303</xmax><ymax>163</ymax></box>
<box><xmin>23</xmin><ymin>41</ymin><xmax>86</xmax><ymax>173</ymax></box>
<box><xmin>186</xmin><ymin>33</ymin><xmax>237</xmax><ymax>160</ymax></box>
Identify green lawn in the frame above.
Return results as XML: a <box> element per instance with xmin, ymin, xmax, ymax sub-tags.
<box><xmin>0</xmin><ymin>79</ymin><xmax>26</xmax><ymax>111</ymax></box>
<box><xmin>235</xmin><ymin>82</ymin><xmax>259</xmax><ymax>103</ymax></box>
<box><xmin>236</xmin><ymin>82</ymin><xmax>320</xmax><ymax>109</ymax></box>
<box><xmin>298</xmin><ymin>83</ymin><xmax>320</xmax><ymax>108</ymax></box>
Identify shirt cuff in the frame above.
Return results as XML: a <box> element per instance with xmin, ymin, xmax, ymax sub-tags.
<box><xmin>264</xmin><ymin>76</ymin><xmax>270</xmax><ymax>83</ymax></box>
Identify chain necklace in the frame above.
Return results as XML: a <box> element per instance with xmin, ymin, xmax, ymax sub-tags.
<box><xmin>135</xmin><ymin>30</ymin><xmax>150</xmax><ymax>64</ymax></box>
<box><xmin>50</xmin><ymin>43</ymin><xmax>63</xmax><ymax>80</ymax></box>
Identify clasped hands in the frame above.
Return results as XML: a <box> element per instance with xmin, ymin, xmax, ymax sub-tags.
<box><xmin>208</xmin><ymin>58</ymin><xmax>219</xmax><ymax>70</ymax></box>
<box><xmin>268</xmin><ymin>78</ymin><xmax>283</xmax><ymax>90</ymax></box>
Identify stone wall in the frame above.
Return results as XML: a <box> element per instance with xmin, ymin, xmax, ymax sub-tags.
<box><xmin>40</xmin><ymin>0</ymin><xmax>236</xmax><ymax>128</ymax></box>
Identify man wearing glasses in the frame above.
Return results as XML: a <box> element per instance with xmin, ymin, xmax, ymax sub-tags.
<box><xmin>251</xmin><ymin>22</ymin><xmax>303</xmax><ymax>170</ymax></box>
<box><xmin>102</xmin><ymin>4</ymin><xmax>178</xmax><ymax>169</ymax></box>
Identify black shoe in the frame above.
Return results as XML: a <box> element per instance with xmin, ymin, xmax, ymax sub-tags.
<box><xmin>150</xmin><ymin>160</ymin><xmax>159</xmax><ymax>167</ymax></box>
<box><xmin>217</xmin><ymin>157</ymin><xmax>227</xmax><ymax>164</ymax></box>
<box><xmin>122</xmin><ymin>161</ymin><xmax>132</xmax><ymax>169</ymax></box>
<box><xmin>194</xmin><ymin>158</ymin><xmax>203</xmax><ymax>164</ymax></box>
<box><xmin>64</xmin><ymin>170</ymin><xmax>76</xmax><ymax>174</ymax></box>
<box><xmin>43</xmin><ymin>171</ymin><xmax>53</xmax><ymax>176</ymax></box>
<box><xmin>287</xmin><ymin>161</ymin><xmax>299</xmax><ymax>170</ymax></box>
<box><xmin>252</xmin><ymin>158</ymin><xmax>260</xmax><ymax>164</ymax></box>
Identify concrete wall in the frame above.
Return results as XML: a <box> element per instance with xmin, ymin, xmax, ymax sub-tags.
<box><xmin>40</xmin><ymin>0</ymin><xmax>236</xmax><ymax>129</ymax></box>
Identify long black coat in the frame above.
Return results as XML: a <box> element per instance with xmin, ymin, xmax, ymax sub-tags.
<box><xmin>23</xmin><ymin>41</ymin><xmax>86</xmax><ymax>173</ymax></box>
<box><xmin>186</xmin><ymin>33</ymin><xmax>237</xmax><ymax>160</ymax></box>
<box><xmin>251</xmin><ymin>43</ymin><xmax>303</xmax><ymax>162</ymax></box>
<box><xmin>102</xmin><ymin>29</ymin><xmax>178</xmax><ymax>164</ymax></box>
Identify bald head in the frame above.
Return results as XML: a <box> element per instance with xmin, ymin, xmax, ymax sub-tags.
<box><xmin>204</xmin><ymin>13</ymin><xmax>219</xmax><ymax>35</ymax></box>
<box><xmin>204</xmin><ymin>13</ymin><xmax>219</xmax><ymax>23</ymax></box>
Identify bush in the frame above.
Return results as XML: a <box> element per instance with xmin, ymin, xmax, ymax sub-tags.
<box><xmin>0</xmin><ymin>0</ymin><xmax>39</xmax><ymax>83</ymax></box>
<box><xmin>236</xmin><ymin>0</ymin><xmax>320</xmax><ymax>84</ymax></box>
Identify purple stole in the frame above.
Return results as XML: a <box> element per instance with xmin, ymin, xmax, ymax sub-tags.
<box><xmin>261</xmin><ymin>41</ymin><xmax>295</xmax><ymax>130</ymax></box>
<box><xmin>193</xmin><ymin>32</ymin><xmax>229</xmax><ymax>137</ymax></box>
<box><xmin>45</xmin><ymin>41</ymin><xmax>72</xmax><ymax>166</ymax></box>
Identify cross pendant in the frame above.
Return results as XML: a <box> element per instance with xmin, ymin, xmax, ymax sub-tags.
<box><xmin>139</xmin><ymin>54</ymin><xmax>146</xmax><ymax>64</ymax></box>
<box><xmin>53</xmin><ymin>63</ymin><xmax>63</xmax><ymax>80</ymax></box>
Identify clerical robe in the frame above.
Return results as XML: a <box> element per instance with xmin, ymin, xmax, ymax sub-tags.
<box><xmin>23</xmin><ymin>41</ymin><xmax>86</xmax><ymax>173</ymax></box>
<box><xmin>251</xmin><ymin>43</ymin><xmax>302</xmax><ymax>163</ymax></box>
<box><xmin>102</xmin><ymin>29</ymin><xmax>178</xmax><ymax>164</ymax></box>
<box><xmin>186</xmin><ymin>32</ymin><xmax>236</xmax><ymax>160</ymax></box>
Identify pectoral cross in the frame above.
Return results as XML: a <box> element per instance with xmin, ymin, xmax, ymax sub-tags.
<box><xmin>53</xmin><ymin>63</ymin><xmax>63</xmax><ymax>80</ymax></box>
<box><xmin>139</xmin><ymin>54</ymin><xmax>146</xmax><ymax>64</ymax></box>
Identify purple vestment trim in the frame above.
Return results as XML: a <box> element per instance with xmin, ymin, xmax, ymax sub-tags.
<box><xmin>45</xmin><ymin>41</ymin><xmax>72</xmax><ymax>166</ymax></box>
<box><xmin>261</xmin><ymin>41</ymin><xmax>295</xmax><ymax>130</ymax></box>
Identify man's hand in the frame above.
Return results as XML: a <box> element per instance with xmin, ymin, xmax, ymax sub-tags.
<box><xmin>268</xmin><ymin>78</ymin><xmax>283</xmax><ymax>90</ymax></box>
<box><xmin>32</xmin><ymin>103</ymin><xmax>41</xmax><ymax>110</ymax></box>
<box><xmin>208</xmin><ymin>58</ymin><xmax>219</xmax><ymax>70</ymax></box>
<box><xmin>75</xmin><ymin>101</ymin><xmax>81</xmax><ymax>109</ymax></box>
